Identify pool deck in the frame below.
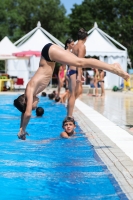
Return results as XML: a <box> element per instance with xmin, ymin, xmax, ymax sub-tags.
<box><xmin>1</xmin><ymin>89</ymin><xmax>133</xmax><ymax>199</ymax></box>
<box><xmin>74</xmin><ymin>90</ymin><xmax>133</xmax><ymax>200</ymax></box>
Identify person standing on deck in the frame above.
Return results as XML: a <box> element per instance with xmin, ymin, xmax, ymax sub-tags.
<box><xmin>67</xmin><ymin>28</ymin><xmax>88</xmax><ymax>117</ymax></box>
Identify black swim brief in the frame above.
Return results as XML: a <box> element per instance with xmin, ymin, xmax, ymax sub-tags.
<box><xmin>67</xmin><ymin>69</ymin><xmax>78</xmax><ymax>78</ymax></box>
<box><xmin>41</xmin><ymin>43</ymin><xmax>55</xmax><ymax>62</ymax></box>
<box><xmin>99</xmin><ymin>80</ymin><xmax>104</xmax><ymax>83</ymax></box>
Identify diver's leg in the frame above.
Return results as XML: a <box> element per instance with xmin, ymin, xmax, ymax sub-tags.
<box><xmin>49</xmin><ymin>45</ymin><xmax>129</xmax><ymax>80</ymax></box>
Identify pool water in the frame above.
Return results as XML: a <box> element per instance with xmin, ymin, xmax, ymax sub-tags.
<box><xmin>0</xmin><ymin>95</ymin><xmax>128</xmax><ymax>200</ymax></box>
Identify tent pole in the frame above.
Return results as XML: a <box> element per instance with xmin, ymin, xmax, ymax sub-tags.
<box><xmin>17</xmin><ymin>30</ymin><xmax>37</xmax><ymax>47</ymax></box>
<box><xmin>40</xmin><ymin>27</ymin><xmax>64</xmax><ymax>48</ymax></box>
<box><xmin>97</xmin><ymin>28</ymin><xmax>127</xmax><ymax>51</ymax></box>
<box><xmin>87</xmin><ymin>27</ymin><xmax>95</xmax><ymax>35</ymax></box>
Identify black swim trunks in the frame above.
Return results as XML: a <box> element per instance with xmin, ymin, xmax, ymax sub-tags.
<box><xmin>41</xmin><ymin>43</ymin><xmax>55</xmax><ymax>62</ymax></box>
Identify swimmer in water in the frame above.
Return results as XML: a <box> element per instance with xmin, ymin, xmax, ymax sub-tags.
<box><xmin>36</xmin><ymin>107</ymin><xmax>44</xmax><ymax>117</ymax></box>
<box><xmin>60</xmin><ymin>117</ymin><xmax>76</xmax><ymax>138</ymax></box>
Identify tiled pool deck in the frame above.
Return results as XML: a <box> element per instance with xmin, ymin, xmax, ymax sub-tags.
<box><xmin>74</xmin><ymin>90</ymin><xmax>133</xmax><ymax>200</ymax></box>
<box><xmin>1</xmin><ymin>89</ymin><xmax>133</xmax><ymax>199</ymax></box>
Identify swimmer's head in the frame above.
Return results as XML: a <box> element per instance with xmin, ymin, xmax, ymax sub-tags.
<box><xmin>65</xmin><ymin>38</ymin><xmax>74</xmax><ymax>50</ymax></box>
<box><xmin>48</xmin><ymin>93</ymin><xmax>55</xmax><ymax>100</ymax></box>
<box><xmin>36</xmin><ymin>107</ymin><xmax>44</xmax><ymax>116</ymax></box>
<box><xmin>14</xmin><ymin>94</ymin><xmax>39</xmax><ymax>113</ymax></box>
<box><xmin>52</xmin><ymin>91</ymin><xmax>56</xmax><ymax>97</ymax></box>
<box><xmin>62</xmin><ymin>117</ymin><xmax>75</xmax><ymax>128</ymax></box>
<box><xmin>78</xmin><ymin>28</ymin><xmax>88</xmax><ymax>40</ymax></box>
<box><xmin>55</xmin><ymin>96</ymin><xmax>61</xmax><ymax>102</ymax></box>
<box><xmin>62</xmin><ymin>117</ymin><xmax>76</xmax><ymax>133</ymax></box>
<box><xmin>41</xmin><ymin>92</ymin><xmax>47</xmax><ymax>97</ymax></box>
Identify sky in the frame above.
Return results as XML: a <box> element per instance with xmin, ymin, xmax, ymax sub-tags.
<box><xmin>60</xmin><ymin>0</ymin><xmax>83</xmax><ymax>15</ymax></box>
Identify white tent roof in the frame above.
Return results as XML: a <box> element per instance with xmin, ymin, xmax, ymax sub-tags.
<box><xmin>85</xmin><ymin>22</ymin><xmax>127</xmax><ymax>57</ymax></box>
<box><xmin>14</xmin><ymin>21</ymin><xmax>64</xmax><ymax>51</ymax></box>
<box><xmin>17</xmin><ymin>29</ymin><xmax>53</xmax><ymax>51</ymax></box>
<box><xmin>0</xmin><ymin>36</ymin><xmax>18</xmax><ymax>59</ymax></box>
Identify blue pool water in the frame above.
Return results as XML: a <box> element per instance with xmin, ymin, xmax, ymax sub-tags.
<box><xmin>0</xmin><ymin>95</ymin><xmax>128</xmax><ymax>200</ymax></box>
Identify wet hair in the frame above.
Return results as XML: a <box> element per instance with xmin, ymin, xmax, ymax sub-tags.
<box><xmin>55</xmin><ymin>96</ymin><xmax>61</xmax><ymax>102</ymax></box>
<box><xmin>14</xmin><ymin>94</ymin><xmax>26</xmax><ymax>113</ymax></box>
<box><xmin>48</xmin><ymin>93</ymin><xmax>55</xmax><ymax>100</ymax></box>
<box><xmin>41</xmin><ymin>92</ymin><xmax>47</xmax><ymax>97</ymax></box>
<box><xmin>36</xmin><ymin>107</ymin><xmax>44</xmax><ymax>116</ymax></box>
<box><xmin>65</xmin><ymin>38</ymin><xmax>74</xmax><ymax>50</ymax></box>
<box><xmin>62</xmin><ymin>117</ymin><xmax>75</xmax><ymax>128</ymax></box>
<box><xmin>77</xmin><ymin>28</ymin><xmax>88</xmax><ymax>40</ymax></box>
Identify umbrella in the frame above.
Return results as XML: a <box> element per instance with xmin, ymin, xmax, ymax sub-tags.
<box><xmin>12</xmin><ymin>50</ymin><xmax>41</xmax><ymax>57</ymax></box>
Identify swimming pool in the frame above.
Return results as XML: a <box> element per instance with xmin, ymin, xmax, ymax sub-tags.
<box><xmin>0</xmin><ymin>95</ymin><xmax>128</xmax><ymax>200</ymax></box>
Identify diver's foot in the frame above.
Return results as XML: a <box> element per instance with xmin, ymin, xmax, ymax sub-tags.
<box><xmin>113</xmin><ymin>63</ymin><xmax>129</xmax><ymax>81</ymax></box>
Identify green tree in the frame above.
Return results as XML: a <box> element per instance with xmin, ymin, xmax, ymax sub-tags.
<box><xmin>68</xmin><ymin>0</ymin><xmax>133</xmax><ymax>64</ymax></box>
<box><xmin>0</xmin><ymin>0</ymin><xmax>69</xmax><ymax>43</ymax></box>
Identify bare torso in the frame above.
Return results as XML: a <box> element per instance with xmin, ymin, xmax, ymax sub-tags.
<box><xmin>25</xmin><ymin>57</ymin><xmax>55</xmax><ymax>96</ymax></box>
<box><xmin>70</xmin><ymin>41</ymin><xmax>86</xmax><ymax>70</ymax></box>
<box><xmin>70</xmin><ymin>43</ymin><xmax>79</xmax><ymax>70</ymax></box>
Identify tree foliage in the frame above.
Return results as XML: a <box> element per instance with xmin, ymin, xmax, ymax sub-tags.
<box><xmin>69</xmin><ymin>0</ymin><xmax>133</xmax><ymax>64</ymax></box>
<box><xmin>0</xmin><ymin>0</ymin><xmax>69</xmax><ymax>43</ymax></box>
<box><xmin>0</xmin><ymin>0</ymin><xmax>133</xmax><ymax>64</ymax></box>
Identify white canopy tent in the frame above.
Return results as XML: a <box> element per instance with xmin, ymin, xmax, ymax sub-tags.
<box><xmin>0</xmin><ymin>36</ymin><xmax>23</xmax><ymax>80</ymax></box>
<box><xmin>0</xmin><ymin>36</ymin><xmax>29</xmax><ymax>88</ymax></box>
<box><xmin>14</xmin><ymin>21</ymin><xmax>64</xmax><ymax>50</ymax></box>
<box><xmin>0</xmin><ymin>37</ymin><xmax>28</xmax><ymax>89</ymax></box>
<box><xmin>6</xmin><ymin>22</ymin><xmax>64</xmax><ymax>88</ymax></box>
<box><xmin>85</xmin><ymin>22</ymin><xmax>127</xmax><ymax>89</ymax></box>
<box><xmin>0</xmin><ymin>36</ymin><xmax>18</xmax><ymax>60</ymax></box>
